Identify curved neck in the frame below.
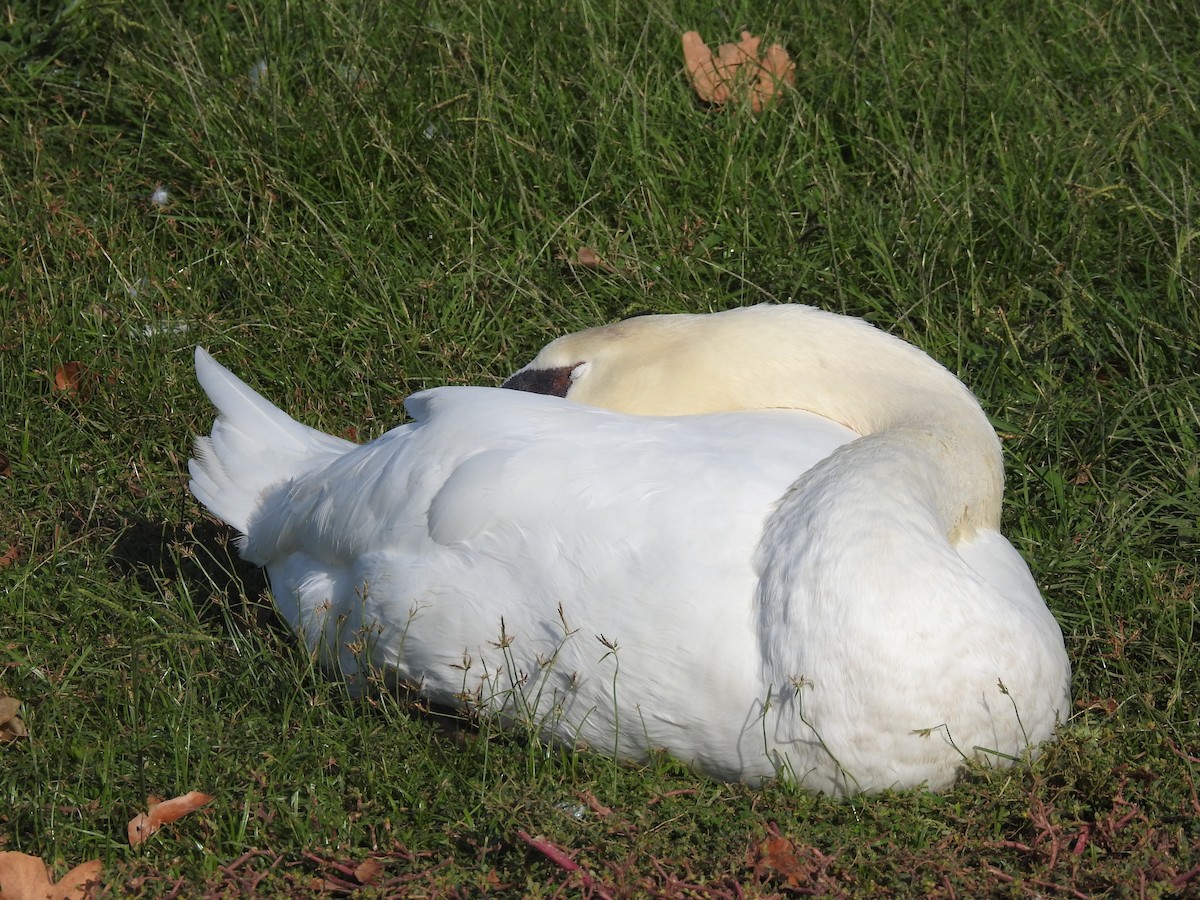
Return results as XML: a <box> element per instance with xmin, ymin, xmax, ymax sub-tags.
<box><xmin>544</xmin><ymin>306</ymin><xmax>1005</xmax><ymax>538</ymax></box>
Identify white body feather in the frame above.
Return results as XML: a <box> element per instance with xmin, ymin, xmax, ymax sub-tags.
<box><xmin>189</xmin><ymin>306</ymin><xmax>1071</xmax><ymax>794</ymax></box>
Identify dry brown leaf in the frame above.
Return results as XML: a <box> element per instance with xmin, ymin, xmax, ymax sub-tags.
<box><xmin>758</xmin><ymin>834</ymin><xmax>810</xmax><ymax>889</ymax></box>
<box><xmin>52</xmin><ymin>363</ymin><xmax>87</xmax><ymax>397</ymax></box>
<box><xmin>579</xmin><ymin>790</ymin><xmax>613</xmax><ymax>817</ymax></box>
<box><xmin>755</xmin><ymin>42</ymin><xmax>795</xmax><ymax>111</ymax></box>
<box><xmin>557</xmin><ymin>245</ymin><xmax>615</xmax><ymax>272</ymax></box>
<box><xmin>0</xmin><ymin>546</ymin><xmax>18</xmax><ymax>570</ymax></box>
<box><xmin>0</xmin><ymin>852</ymin><xmax>103</xmax><ymax>900</ymax></box>
<box><xmin>575</xmin><ymin>246</ymin><xmax>604</xmax><ymax>268</ymax></box>
<box><xmin>1076</xmin><ymin>696</ymin><xmax>1120</xmax><ymax>716</ymax></box>
<box><xmin>127</xmin><ymin>791</ymin><xmax>214</xmax><ymax>846</ymax></box>
<box><xmin>354</xmin><ymin>858</ymin><xmax>382</xmax><ymax>885</ymax></box>
<box><xmin>0</xmin><ymin>696</ymin><xmax>26</xmax><ymax>743</ymax></box>
<box><xmin>0</xmin><ymin>450</ymin><xmax>11</xmax><ymax>478</ymax></box>
<box><xmin>682</xmin><ymin>30</ymin><xmax>795</xmax><ymax>112</ymax></box>
<box><xmin>681</xmin><ymin>31</ymin><xmax>727</xmax><ymax>104</ymax></box>
<box><xmin>751</xmin><ymin>825</ymin><xmax>838</xmax><ymax>890</ymax></box>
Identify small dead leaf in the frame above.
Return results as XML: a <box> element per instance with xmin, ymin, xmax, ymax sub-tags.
<box><xmin>751</xmin><ymin>826</ymin><xmax>837</xmax><ymax>891</ymax></box>
<box><xmin>128</xmin><ymin>791</ymin><xmax>214</xmax><ymax>846</ymax></box>
<box><xmin>0</xmin><ymin>717</ymin><xmax>28</xmax><ymax>742</ymax></box>
<box><xmin>682</xmin><ymin>30</ymin><xmax>795</xmax><ymax>112</ymax></box>
<box><xmin>759</xmin><ymin>834</ymin><xmax>810</xmax><ymax>889</ymax></box>
<box><xmin>52</xmin><ymin>362</ymin><xmax>87</xmax><ymax>397</ymax></box>
<box><xmin>556</xmin><ymin>246</ymin><xmax>617</xmax><ymax>273</ymax></box>
<box><xmin>0</xmin><ymin>852</ymin><xmax>103</xmax><ymax>900</ymax></box>
<box><xmin>0</xmin><ymin>546</ymin><xmax>18</xmax><ymax>569</ymax></box>
<box><xmin>579</xmin><ymin>790</ymin><xmax>613</xmax><ymax>817</ymax></box>
<box><xmin>0</xmin><ymin>696</ymin><xmax>27</xmax><ymax>743</ymax></box>
<box><xmin>0</xmin><ymin>450</ymin><xmax>10</xmax><ymax>478</ymax></box>
<box><xmin>1076</xmin><ymin>696</ymin><xmax>1119</xmax><ymax>716</ymax></box>
<box><xmin>681</xmin><ymin>31</ymin><xmax>726</xmax><ymax>104</ymax></box>
<box><xmin>353</xmin><ymin>858</ymin><xmax>382</xmax><ymax>885</ymax></box>
<box><xmin>575</xmin><ymin>246</ymin><xmax>604</xmax><ymax>268</ymax></box>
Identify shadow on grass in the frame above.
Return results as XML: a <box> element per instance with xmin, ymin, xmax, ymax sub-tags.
<box><xmin>109</xmin><ymin>513</ymin><xmax>277</xmax><ymax>634</ymax></box>
<box><xmin>108</xmin><ymin>511</ymin><xmax>488</xmax><ymax>741</ymax></box>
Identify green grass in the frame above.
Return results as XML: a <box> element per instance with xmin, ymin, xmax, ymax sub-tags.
<box><xmin>2</xmin><ymin>0</ymin><xmax>1198</xmax><ymax>894</ymax></box>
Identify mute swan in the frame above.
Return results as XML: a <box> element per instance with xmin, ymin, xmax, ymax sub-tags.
<box><xmin>189</xmin><ymin>304</ymin><xmax>1070</xmax><ymax>795</ymax></box>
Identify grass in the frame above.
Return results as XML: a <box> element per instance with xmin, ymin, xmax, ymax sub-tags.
<box><xmin>1</xmin><ymin>0</ymin><xmax>1198</xmax><ymax>894</ymax></box>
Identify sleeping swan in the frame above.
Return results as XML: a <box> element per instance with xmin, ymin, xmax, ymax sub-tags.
<box><xmin>189</xmin><ymin>304</ymin><xmax>1070</xmax><ymax>795</ymax></box>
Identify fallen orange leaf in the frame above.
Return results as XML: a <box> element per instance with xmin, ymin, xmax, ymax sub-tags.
<box><xmin>758</xmin><ymin>834</ymin><xmax>809</xmax><ymax>888</ymax></box>
<box><xmin>750</xmin><ymin>824</ymin><xmax>838</xmax><ymax>890</ymax></box>
<box><xmin>579</xmin><ymin>789</ymin><xmax>613</xmax><ymax>817</ymax></box>
<box><xmin>556</xmin><ymin>245</ymin><xmax>617</xmax><ymax>273</ymax></box>
<box><xmin>0</xmin><ymin>546</ymin><xmax>18</xmax><ymax>570</ymax></box>
<box><xmin>0</xmin><ymin>852</ymin><xmax>103</xmax><ymax>900</ymax></box>
<box><xmin>1076</xmin><ymin>695</ymin><xmax>1119</xmax><ymax>716</ymax></box>
<box><xmin>574</xmin><ymin>246</ymin><xmax>604</xmax><ymax>268</ymax></box>
<box><xmin>127</xmin><ymin>791</ymin><xmax>214</xmax><ymax>846</ymax></box>
<box><xmin>51</xmin><ymin>362</ymin><xmax>87</xmax><ymax>397</ymax></box>
<box><xmin>0</xmin><ymin>450</ymin><xmax>10</xmax><ymax>477</ymax></box>
<box><xmin>354</xmin><ymin>858</ymin><xmax>382</xmax><ymax>885</ymax></box>
<box><xmin>682</xmin><ymin>30</ymin><xmax>795</xmax><ymax>112</ymax></box>
<box><xmin>0</xmin><ymin>695</ymin><xmax>27</xmax><ymax>743</ymax></box>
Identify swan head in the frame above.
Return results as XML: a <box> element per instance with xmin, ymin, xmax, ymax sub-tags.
<box><xmin>501</xmin><ymin>306</ymin><xmax>800</xmax><ymax>416</ymax></box>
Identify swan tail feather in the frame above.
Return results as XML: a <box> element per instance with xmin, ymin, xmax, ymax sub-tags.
<box><xmin>189</xmin><ymin>347</ymin><xmax>354</xmax><ymax>535</ymax></box>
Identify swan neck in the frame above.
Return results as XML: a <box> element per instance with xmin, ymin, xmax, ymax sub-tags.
<box><xmin>545</xmin><ymin>306</ymin><xmax>1007</xmax><ymax>536</ymax></box>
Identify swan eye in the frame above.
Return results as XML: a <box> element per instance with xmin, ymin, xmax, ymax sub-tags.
<box><xmin>501</xmin><ymin>362</ymin><xmax>583</xmax><ymax>397</ymax></box>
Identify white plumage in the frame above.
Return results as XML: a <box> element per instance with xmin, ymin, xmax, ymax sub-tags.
<box><xmin>189</xmin><ymin>304</ymin><xmax>1071</xmax><ymax>794</ymax></box>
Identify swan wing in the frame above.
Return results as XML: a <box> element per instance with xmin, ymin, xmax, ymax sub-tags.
<box><xmin>236</xmin><ymin>385</ymin><xmax>855</xmax><ymax>774</ymax></box>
